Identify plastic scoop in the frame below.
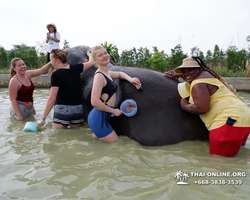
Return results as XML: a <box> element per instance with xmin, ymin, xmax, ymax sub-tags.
<box><xmin>120</xmin><ymin>99</ymin><xmax>138</xmax><ymax>117</ymax></box>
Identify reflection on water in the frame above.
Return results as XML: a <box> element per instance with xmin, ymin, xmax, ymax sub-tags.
<box><xmin>0</xmin><ymin>89</ymin><xmax>250</xmax><ymax>199</ymax></box>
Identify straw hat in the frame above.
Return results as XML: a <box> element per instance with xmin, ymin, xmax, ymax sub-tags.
<box><xmin>174</xmin><ymin>58</ymin><xmax>201</xmax><ymax>74</ymax></box>
<box><xmin>46</xmin><ymin>23</ymin><xmax>57</xmax><ymax>32</ymax></box>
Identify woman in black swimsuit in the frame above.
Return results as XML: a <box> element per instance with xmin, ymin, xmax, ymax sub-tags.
<box><xmin>88</xmin><ymin>46</ymin><xmax>141</xmax><ymax>143</ymax></box>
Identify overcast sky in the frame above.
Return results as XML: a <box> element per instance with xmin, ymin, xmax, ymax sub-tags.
<box><xmin>0</xmin><ymin>0</ymin><xmax>249</xmax><ymax>55</ymax></box>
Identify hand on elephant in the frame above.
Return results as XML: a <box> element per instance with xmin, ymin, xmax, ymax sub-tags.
<box><xmin>180</xmin><ymin>99</ymin><xmax>190</xmax><ymax>111</ymax></box>
<box><xmin>87</xmin><ymin>49</ymin><xmax>91</xmax><ymax>57</ymax></box>
<box><xmin>129</xmin><ymin>77</ymin><xmax>141</xmax><ymax>89</ymax></box>
<box><xmin>87</xmin><ymin>49</ymin><xmax>94</xmax><ymax>62</ymax></box>
<box><xmin>112</xmin><ymin>108</ymin><xmax>123</xmax><ymax>117</ymax></box>
<box><xmin>164</xmin><ymin>70</ymin><xmax>181</xmax><ymax>80</ymax></box>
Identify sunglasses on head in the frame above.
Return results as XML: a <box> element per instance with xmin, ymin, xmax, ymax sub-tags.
<box><xmin>52</xmin><ymin>49</ymin><xmax>60</xmax><ymax>58</ymax></box>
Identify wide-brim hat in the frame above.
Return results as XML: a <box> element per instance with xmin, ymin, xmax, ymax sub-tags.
<box><xmin>46</xmin><ymin>23</ymin><xmax>57</xmax><ymax>32</ymax></box>
<box><xmin>174</xmin><ymin>58</ymin><xmax>201</xmax><ymax>74</ymax></box>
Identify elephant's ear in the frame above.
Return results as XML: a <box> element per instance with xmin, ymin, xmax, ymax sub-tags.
<box><xmin>178</xmin><ymin>82</ymin><xmax>190</xmax><ymax>99</ymax></box>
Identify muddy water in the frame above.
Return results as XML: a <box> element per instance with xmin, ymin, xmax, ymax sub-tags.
<box><xmin>0</xmin><ymin>89</ymin><xmax>250</xmax><ymax>200</ymax></box>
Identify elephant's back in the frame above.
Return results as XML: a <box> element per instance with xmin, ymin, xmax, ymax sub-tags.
<box><xmin>109</xmin><ymin>66</ymin><xmax>209</xmax><ymax>146</ymax></box>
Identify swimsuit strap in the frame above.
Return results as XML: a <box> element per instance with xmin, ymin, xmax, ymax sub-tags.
<box><xmin>95</xmin><ymin>71</ymin><xmax>107</xmax><ymax>77</ymax></box>
<box><xmin>14</xmin><ymin>76</ymin><xmax>22</xmax><ymax>85</ymax></box>
<box><xmin>14</xmin><ymin>75</ymin><xmax>32</xmax><ymax>86</ymax></box>
<box><xmin>95</xmin><ymin>71</ymin><xmax>114</xmax><ymax>103</ymax></box>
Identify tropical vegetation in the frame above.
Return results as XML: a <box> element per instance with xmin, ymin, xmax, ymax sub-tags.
<box><xmin>0</xmin><ymin>39</ymin><xmax>250</xmax><ymax>77</ymax></box>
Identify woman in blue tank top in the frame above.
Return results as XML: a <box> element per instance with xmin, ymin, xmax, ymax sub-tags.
<box><xmin>88</xmin><ymin>46</ymin><xmax>141</xmax><ymax>143</ymax></box>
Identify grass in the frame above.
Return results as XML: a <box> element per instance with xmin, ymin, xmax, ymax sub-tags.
<box><xmin>212</xmin><ymin>66</ymin><xmax>245</xmax><ymax>77</ymax></box>
<box><xmin>0</xmin><ymin>68</ymin><xmax>9</xmax><ymax>74</ymax></box>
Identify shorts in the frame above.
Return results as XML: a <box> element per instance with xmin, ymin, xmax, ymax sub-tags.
<box><xmin>10</xmin><ymin>101</ymin><xmax>36</xmax><ymax>119</ymax></box>
<box><xmin>209</xmin><ymin>124</ymin><xmax>250</xmax><ymax>157</ymax></box>
<box><xmin>87</xmin><ymin>107</ymin><xmax>113</xmax><ymax>138</ymax></box>
<box><xmin>53</xmin><ymin>104</ymin><xmax>84</xmax><ymax>126</ymax></box>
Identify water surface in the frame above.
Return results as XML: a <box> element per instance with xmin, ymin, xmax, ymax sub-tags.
<box><xmin>0</xmin><ymin>89</ymin><xmax>250</xmax><ymax>200</ymax></box>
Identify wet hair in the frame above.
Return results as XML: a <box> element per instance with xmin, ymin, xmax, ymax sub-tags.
<box><xmin>10</xmin><ymin>57</ymin><xmax>22</xmax><ymax>78</ymax></box>
<box><xmin>192</xmin><ymin>56</ymin><xmax>243</xmax><ymax>101</ymax></box>
<box><xmin>51</xmin><ymin>49</ymin><xmax>68</xmax><ymax>63</ymax></box>
<box><xmin>90</xmin><ymin>46</ymin><xmax>105</xmax><ymax>61</ymax></box>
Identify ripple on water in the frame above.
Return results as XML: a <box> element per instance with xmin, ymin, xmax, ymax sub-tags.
<box><xmin>0</xmin><ymin>89</ymin><xmax>250</xmax><ymax>200</ymax></box>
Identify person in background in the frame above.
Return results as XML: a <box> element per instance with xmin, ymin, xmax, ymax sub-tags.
<box><xmin>46</xmin><ymin>23</ymin><xmax>60</xmax><ymax>75</ymax></box>
<box><xmin>37</xmin><ymin>49</ymin><xmax>94</xmax><ymax>129</ymax></box>
<box><xmin>9</xmin><ymin>58</ymin><xmax>52</xmax><ymax>121</ymax></box>
<box><xmin>169</xmin><ymin>57</ymin><xmax>250</xmax><ymax>157</ymax></box>
<box><xmin>88</xmin><ymin>46</ymin><xmax>141</xmax><ymax>143</ymax></box>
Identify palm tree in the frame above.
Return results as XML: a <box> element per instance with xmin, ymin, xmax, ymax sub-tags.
<box><xmin>174</xmin><ymin>170</ymin><xmax>183</xmax><ymax>181</ymax></box>
<box><xmin>101</xmin><ymin>41</ymin><xmax>119</xmax><ymax>65</ymax></box>
<box><xmin>175</xmin><ymin>170</ymin><xmax>189</xmax><ymax>185</ymax></box>
<box><xmin>183</xmin><ymin>172</ymin><xmax>189</xmax><ymax>182</ymax></box>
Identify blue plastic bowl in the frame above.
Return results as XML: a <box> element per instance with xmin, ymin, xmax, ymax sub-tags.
<box><xmin>23</xmin><ymin>122</ymin><xmax>39</xmax><ymax>132</ymax></box>
<box><xmin>120</xmin><ymin>99</ymin><xmax>138</xmax><ymax>117</ymax></box>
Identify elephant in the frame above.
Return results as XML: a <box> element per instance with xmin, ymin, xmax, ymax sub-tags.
<box><xmin>66</xmin><ymin>45</ymin><xmax>209</xmax><ymax>146</ymax></box>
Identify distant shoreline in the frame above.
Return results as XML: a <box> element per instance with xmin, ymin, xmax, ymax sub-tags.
<box><xmin>0</xmin><ymin>74</ymin><xmax>250</xmax><ymax>92</ymax></box>
<box><xmin>0</xmin><ymin>74</ymin><xmax>51</xmax><ymax>88</ymax></box>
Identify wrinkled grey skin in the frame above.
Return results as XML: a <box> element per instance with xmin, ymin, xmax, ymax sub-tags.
<box><xmin>66</xmin><ymin>46</ymin><xmax>209</xmax><ymax>146</ymax></box>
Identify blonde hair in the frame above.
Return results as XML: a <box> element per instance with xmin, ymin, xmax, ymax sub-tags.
<box><xmin>51</xmin><ymin>49</ymin><xmax>69</xmax><ymax>63</ymax></box>
<box><xmin>90</xmin><ymin>46</ymin><xmax>105</xmax><ymax>61</ymax></box>
<box><xmin>10</xmin><ymin>57</ymin><xmax>22</xmax><ymax>78</ymax></box>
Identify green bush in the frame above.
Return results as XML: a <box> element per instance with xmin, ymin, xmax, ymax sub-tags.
<box><xmin>212</xmin><ymin>66</ymin><xmax>244</xmax><ymax>77</ymax></box>
<box><xmin>0</xmin><ymin>41</ymin><xmax>250</xmax><ymax>78</ymax></box>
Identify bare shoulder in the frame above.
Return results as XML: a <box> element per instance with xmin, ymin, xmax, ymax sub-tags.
<box><xmin>94</xmin><ymin>72</ymin><xmax>105</xmax><ymax>82</ymax></box>
<box><xmin>9</xmin><ymin>78</ymin><xmax>13</xmax><ymax>86</ymax></box>
<box><xmin>198</xmin><ymin>70</ymin><xmax>216</xmax><ymax>78</ymax></box>
<box><xmin>9</xmin><ymin>77</ymin><xmax>19</xmax><ymax>88</ymax></box>
<box><xmin>9</xmin><ymin>76</ymin><xmax>17</xmax><ymax>84</ymax></box>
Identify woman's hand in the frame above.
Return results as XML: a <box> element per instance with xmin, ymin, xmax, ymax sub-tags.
<box><xmin>37</xmin><ymin>119</ymin><xmax>45</xmax><ymax>127</ymax></box>
<box><xmin>112</xmin><ymin>108</ymin><xmax>123</xmax><ymax>117</ymax></box>
<box><xmin>87</xmin><ymin>49</ymin><xmax>94</xmax><ymax>62</ymax></box>
<box><xmin>129</xmin><ymin>77</ymin><xmax>141</xmax><ymax>89</ymax></box>
<box><xmin>16</xmin><ymin>114</ymin><xmax>23</xmax><ymax>121</ymax></box>
<box><xmin>180</xmin><ymin>99</ymin><xmax>190</xmax><ymax>111</ymax></box>
<box><xmin>164</xmin><ymin>70</ymin><xmax>181</xmax><ymax>80</ymax></box>
<box><xmin>87</xmin><ymin>49</ymin><xmax>92</xmax><ymax>57</ymax></box>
